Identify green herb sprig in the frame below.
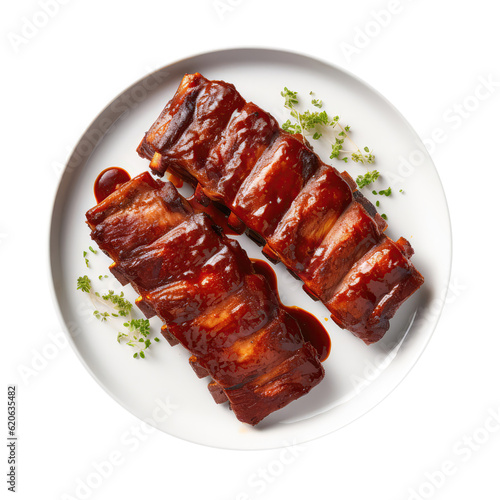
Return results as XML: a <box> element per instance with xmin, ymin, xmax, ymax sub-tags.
<box><xmin>77</xmin><ymin>271</ymin><xmax>159</xmax><ymax>359</ymax></box>
<box><xmin>356</xmin><ymin>170</ymin><xmax>380</xmax><ymax>189</ymax></box>
<box><xmin>376</xmin><ymin>187</ymin><xmax>392</xmax><ymax>197</ymax></box>
<box><xmin>77</xmin><ymin>275</ymin><xmax>92</xmax><ymax>293</ymax></box>
<box><xmin>118</xmin><ymin>319</ymin><xmax>160</xmax><ymax>359</ymax></box>
<box><xmin>280</xmin><ymin>88</ymin><xmax>375</xmax><ymax>165</ymax></box>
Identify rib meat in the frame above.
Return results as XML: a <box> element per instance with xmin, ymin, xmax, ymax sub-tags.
<box><xmin>137</xmin><ymin>73</ymin><xmax>424</xmax><ymax>344</ymax></box>
<box><xmin>86</xmin><ymin>172</ymin><xmax>324</xmax><ymax>425</ymax></box>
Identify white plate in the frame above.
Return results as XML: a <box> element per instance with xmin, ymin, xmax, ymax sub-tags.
<box><xmin>49</xmin><ymin>48</ymin><xmax>451</xmax><ymax>450</ymax></box>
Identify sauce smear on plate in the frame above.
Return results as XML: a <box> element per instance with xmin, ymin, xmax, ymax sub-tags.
<box><xmin>251</xmin><ymin>259</ymin><xmax>331</xmax><ymax>362</ymax></box>
<box><xmin>94</xmin><ymin>167</ymin><xmax>131</xmax><ymax>203</ymax></box>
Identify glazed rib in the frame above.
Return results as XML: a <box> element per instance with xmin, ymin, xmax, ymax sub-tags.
<box><xmin>137</xmin><ymin>73</ymin><xmax>424</xmax><ymax>344</ymax></box>
<box><xmin>86</xmin><ymin>172</ymin><xmax>324</xmax><ymax>425</ymax></box>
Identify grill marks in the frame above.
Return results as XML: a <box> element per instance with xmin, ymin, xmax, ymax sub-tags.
<box><xmin>137</xmin><ymin>72</ymin><xmax>424</xmax><ymax>345</ymax></box>
<box><xmin>86</xmin><ymin>173</ymin><xmax>324</xmax><ymax>426</ymax></box>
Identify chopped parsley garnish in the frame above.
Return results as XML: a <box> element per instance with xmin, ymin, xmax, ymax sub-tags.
<box><xmin>118</xmin><ymin>319</ymin><xmax>159</xmax><ymax>359</ymax></box>
<box><xmin>356</xmin><ymin>170</ymin><xmax>380</xmax><ymax>189</ymax></box>
<box><xmin>377</xmin><ymin>187</ymin><xmax>392</xmax><ymax>197</ymax></box>
<box><xmin>281</xmin><ymin>87</ymin><xmax>298</xmax><ymax>108</ymax></box>
<box><xmin>101</xmin><ymin>290</ymin><xmax>133</xmax><ymax>317</ymax></box>
<box><xmin>352</xmin><ymin>150</ymin><xmax>375</xmax><ymax>163</ymax></box>
<box><xmin>77</xmin><ymin>272</ymin><xmax>160</xmax><ymax>359</ymax></box>
<box><xmin>93</xmin><ymin>310</ymin><xmax>110</xmax><ymax>322</ymax></box>
<box><xmin>83</xmin><ymin>246</ymin><xmax>97</xmax><ymax>267</ymax></box>
<box><xmin>280</xmin><ymin>87</ymin><xmax>375</xmax><ymax>165</ymax></box>
<box><xmin>77</xmin><ymin>275</ymin><xmax>92</xmax><ymax>293</ymax></box>
<box><xmin>282</xmin><ymin>119</ymin><xmax>302</xmax><ymax>134</ymax></box>
<box><xmin>330</xmin><ymin>137</ymin><xmax>345</xmax><ymax>159</ymax></box>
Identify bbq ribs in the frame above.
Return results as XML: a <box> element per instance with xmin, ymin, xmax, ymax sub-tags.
<box><xmin>137</xmin><ymin>73</ymin><xmax>424</xmax><ymax>344</ymax></box>
<box><xmin>86</xmin><ymin>172</ymin><xmax>324</xmax><ymax>425</ymax></box>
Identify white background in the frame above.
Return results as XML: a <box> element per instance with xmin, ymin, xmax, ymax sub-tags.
<box><xmin>2</xmin><ymin>0</ymin><xmax>499</xmax><ymax>499</ymax></box>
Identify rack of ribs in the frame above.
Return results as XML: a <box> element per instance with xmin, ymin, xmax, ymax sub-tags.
<box><xmin>85</xmin><ymin>171</ymin><xmax>324</xmax><ymax>425</ymax></box>
<box><xmin>137</xmin><ymin>72</ymin><xmax>424</xmax><ymax>345</ymax></box>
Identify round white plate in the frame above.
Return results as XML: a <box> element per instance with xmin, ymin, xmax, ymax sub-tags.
<box><xmin>50</xmin><ymin>48</ymin><xmax>451</xmax><ymax>450</ymax></box>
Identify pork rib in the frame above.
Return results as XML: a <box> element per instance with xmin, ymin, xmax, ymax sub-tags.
<box><xmin>137</xmin><ymin>73</ymin><xmax>424</xmax><ymax>344</ymax></box>
<box><xmin>86</xmin><ymin>172</ymin><xmax>324</xmax><ymax>425</ymax></box>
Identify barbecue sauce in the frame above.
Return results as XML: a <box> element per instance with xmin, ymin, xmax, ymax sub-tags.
<box><xmin>92</xmin><ymin>168</ymin><xmax>331</xmax><ymax>361</ymax></box>
<box><xmin>251</xmin><ymin>259</ymin><xmax>331</xmax><ymax>362</ymax></box>
<box><xmin>166</xmin><ymin>171</ymin><xmax>184</xmax><ymax>189</ymax></box>
<box><xmin>94</xmin><ymin>167</ymin><xmax>131</xmax><ymax>203</ymax></box>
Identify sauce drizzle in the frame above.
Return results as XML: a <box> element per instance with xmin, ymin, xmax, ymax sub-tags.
<box><xmin>251</xmin><ymin>259</ymin><xmax>331</xmax><ymax>362</ymax></box>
